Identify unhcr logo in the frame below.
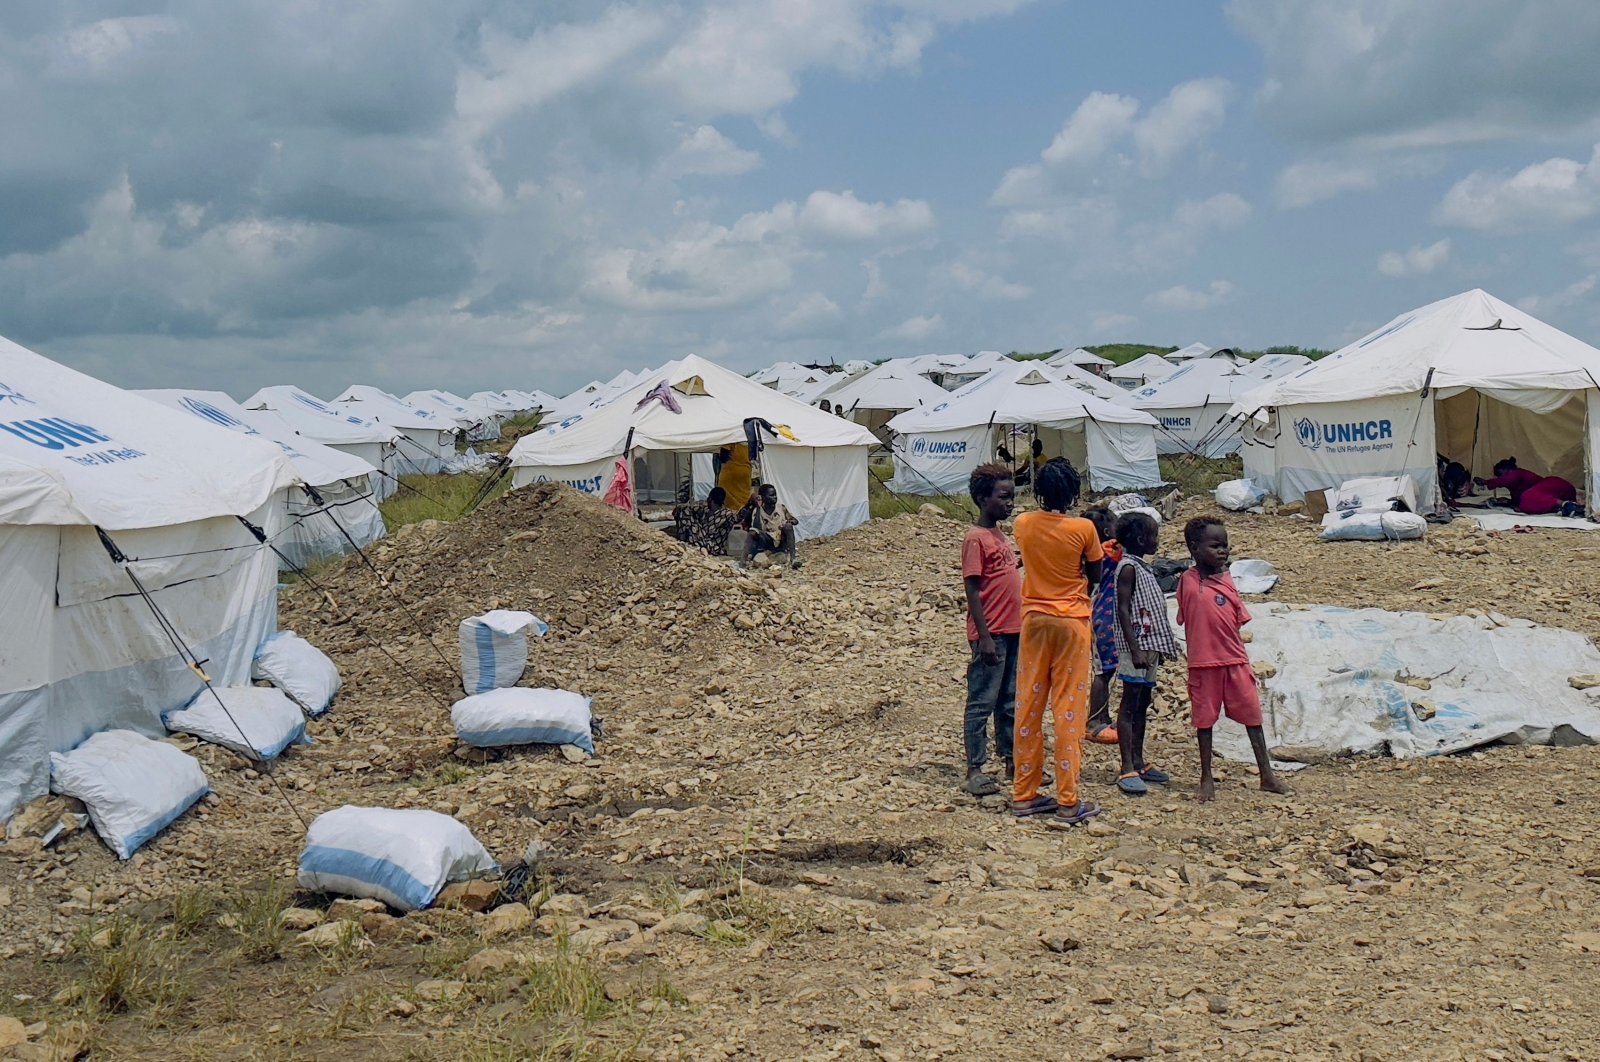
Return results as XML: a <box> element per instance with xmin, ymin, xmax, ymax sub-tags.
<box><xmin>1294</xmin><ymin>417</ymin><xmax>1393</xmax><ymax>453</ymax></box>
<box><xmin>911</xmin><ymin>437</ymin><xmax>967</xmax><ymax>458</ymax></box>
<box><xmin>181</xmin><ymin>396</ymin><xmax>260</xmax><ymax>437</ymax></box>
<box><xmin>1160</xmin><ymin>416</ymin><xmax>1192</xmax><ymax>429</ymax></box>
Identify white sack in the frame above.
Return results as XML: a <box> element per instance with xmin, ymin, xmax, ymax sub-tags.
<box><xmin>459</xmin><ymin>611</ymin><xmax>549</xmax><ymax>695</ymax></box>
<box><xmin>1214</xmin><ymin>479</ymin><xmax>1267</xmax><ymax>512</ymax></box>
<box><xmin>297</xmin><ymin>805</ymin><xmax>497</xmax><ymax>912</ymax></box>
<box><xmin>452</xmin><ymin>688</ymin><xmax>595</xmax><ymax>754</ymax></box>
<box><xmin>1331</xmin><ymin>475</ymin><xmax>1420</xmax><ymax>515</ymax></box>
<box><xmin>164</xmin><ymin>687</ymin><xmax>309</xmax><ymax>761</ymax></box>
<box><xmin>49</xmin><ymin>730</ymin><xmax>210</xmax><ymax>859</ymax></box>
<box><xmin>1187</xmin><ymin>604</ymin><xmax>1600</xmax><ymax>761</ymax></box>
<box><xmin>1229</xmin><ymin>559</ymin><xmax>1278</xmax><ymax>594</ymax></box>
<box><xmin>1319</xmin><ymin>511</ymin><xmax>1427</xmax><ymax>542</ymax></box>
<box><xmin>253</xmin><ymin>631</ymin><xmax>342</xmax><ymax>716</ymax></box>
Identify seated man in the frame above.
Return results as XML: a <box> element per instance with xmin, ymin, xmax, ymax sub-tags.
<box><xmin>673</xmin><ymin>486</ymin><xmax>736</xmax><ymax>555</ymax></box>
<box><xmin>741</xmin><ymin>483</ymin><xmax>799</xmax><ymax>567</ymax></box>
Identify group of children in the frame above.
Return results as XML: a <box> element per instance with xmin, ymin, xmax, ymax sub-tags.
<box><xmin>960</xmin><ymin>458</ymin><xmax>1286</xmax><ymax>826</ymax></box>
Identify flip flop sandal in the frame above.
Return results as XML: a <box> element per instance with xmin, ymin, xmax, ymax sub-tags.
<box><xmin>962</xmin><ymin>773</ymin><xmax>1000</xmax><ymax>797</ymax></box>
<box><xmin>1011</xmin><ymin>796</ymin><xmax>1059</xmax><ymax>818</ymax></box>
<box><xmin>1139</xmin><ymin>766</ymin><xmax>1171</xmax><ymax>785</ymax></box>
<box><xmin>1116</xmin><ymin>772</ymin><xmax>1148</xmax><ymax>796</ymax></box>
<box><xmin>1045</xmin><ymin>802</ymin><xmax>1103</xmax><ymax>828</ymax></box>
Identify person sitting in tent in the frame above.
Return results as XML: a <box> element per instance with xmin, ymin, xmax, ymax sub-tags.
<box><xmin>1437</xmin><ymin>454</ymin><xmax>1473</xmax><ymax>506</ymax></box>
<box><xmin>1476</xmin><ymin>457</ymin><xmax>1579</xmax><ymax>516</ymax></box>
<box><xmin>740</xmin><ymin>483</ymin><xmax>799</xmax><ymax>567</ymax></box>
<box><xmin>717</xmin><ymin>442</ymin><xmax>754</xmax><ymax>511</ymax></box>
<box><xmin>673</xmin><ymin>486</ymin><xmax>737</xmax><ymax>555</ymax></box>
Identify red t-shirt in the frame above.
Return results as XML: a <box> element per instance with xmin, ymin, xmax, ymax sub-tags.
<box><xmin>962</xmin><ymin>526</ymin><xmax>1022</xmax><ymax>641</ymax></box>
<box><xmin>1176</xmin><ymin>568</ymin><xmax>1251</xmax><ymax>668</ymax></box>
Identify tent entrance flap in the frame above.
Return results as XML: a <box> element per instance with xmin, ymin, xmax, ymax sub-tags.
<box><xmin>1436</xmin><ymin>390</ymin><xmax>1586</xmax><ymax>490</ymax></box>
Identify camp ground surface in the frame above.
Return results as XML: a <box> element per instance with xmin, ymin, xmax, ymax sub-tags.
<box><xmin>5</xmin><ymin>484</ymin><xmax>1600</xmax><ymax>1061</ymax></box>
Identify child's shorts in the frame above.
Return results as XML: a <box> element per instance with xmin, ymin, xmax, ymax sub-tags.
<box><xmin>1117</xmin><ymin>652</ymin><xmax>1163</xmax><ymax>687</ymax></box>
<box><xmin>1187</xmin><ymin>664</ymin><xmax>1262</xmax><ymax>729</ymax></box>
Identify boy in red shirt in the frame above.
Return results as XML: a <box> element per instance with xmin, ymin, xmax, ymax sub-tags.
<box><xmin>960</xmin><ymin>463</ymin><xmax>1024</xmax><ymax>797</ymax></box>
<box><xmin>1176</xmin><ymin>517</ymin><xmax>1289</xmax><ymax>803</ymax></box>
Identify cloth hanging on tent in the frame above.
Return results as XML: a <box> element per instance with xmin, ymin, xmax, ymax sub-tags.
<box><xmin>634</xmin><ymin>382</ymin><xmax>683</xmax><ymax>415</ymax></box>
<box><xmin>717</xmin><ymin>443</ymin><xmax>753</xmax><ymax>509</ymax></box>
<box><xmin>602</xmin><ymin>457</ymin><xmax>634</xmax><ymax>514</ymax></box>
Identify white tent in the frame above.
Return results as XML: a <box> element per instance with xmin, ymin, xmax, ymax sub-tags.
<box><xmin>817</xmin><ymin>365</ymin><xmax>951</xmax><ymax>438</ymax></box>
<box><xmin>770</xmin><ymin>371</ymin><xmax>839</xmax><ymax>405</ymax></box>
<box><xmin>471</xmin><ymin>390</ymin><xmax>537</xmax><ymax>416</ymax></box>
<box><xmin>333</xmin><ymin>386</ymin><xmax>458</xmax><ymax>475</ymax></box>
<box><xmin>1</xmin><ymin>336</ymin><xmax>298</xmax><ymax>822</ymax></box>
<box><xmin>842</xmin><ymin>359</ymin><xmax>873</xmax><ymax>376</ymax></box>
<box><xmin>1107</xmin><ymin>353</ymin><xmax>1177</xmax><ymax>389</ymax></box>
<box><xmin>749</xmin><ymin>361</ymin><xmax>808</xmax><ymax>385</ymax></box>
<box><xmin>405</xmin><ymin>389</ymin><xmax>502</xmax><ymax>442</ymax></box>
<box><xmin>139</xmin><ymin>389</ymin><xmax>387</xmax><ymax>569</ymax></box>
<box><xmin>1230</xmin><ymin>289</ymin><xmax>1600</xmax><ymax>504</ymax></box>
<box><xmin>1047</xmin><ymin>348</ymin><xmax>1114</xmax><ymax>372</ymax></box>
<box><xmin>1242</xmin><ymin>353</ymin><xmax>1313</xmax><ymax>380</ymax></box>
<box><xmin>1115</xmin><ymin>359</ymin><xmax>1262</xmax><ymax>457</ymax></box>
<box><xmin>245</xmin><ymin>386</ymin><xmax>402</xmax><ymax>500</ymax></box>
<box><xmin>510</xmin><ymin>354</ymin><xmax>876</xmax><ymax>539</ymax></box>
<box><xmin>522</xmin><ymin>389</ymin><xmax>560</xmax><ymax>412</ymax></box>
<box><xmin>885</xmin><ymin>362</ymin><xmax>1162</xmax><ymax>494</ymax></box>
<box><xmin>1050</xmin><ymin>360</ymin><xmax>1132</xmax><ymax>402</ymax></box>
<box><xmin>1168</xmin><ymin>342</ymin><xmax>1212</xmax><ymax>362</ymax></box>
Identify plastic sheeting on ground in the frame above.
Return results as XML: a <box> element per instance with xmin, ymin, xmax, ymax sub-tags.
<box><xmin>1470</xmin><ymin>513</ymin><xmax>1600</xmax><ymax>532</ymax></box>
<box><xmin>1176</xmin><ymin>603</ymin><xmax>1600</xmax><ymax>762</ymax></box>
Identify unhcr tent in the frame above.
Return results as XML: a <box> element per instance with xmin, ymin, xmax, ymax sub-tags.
<box><xmin>245</xmin><ymin>386</ymin><xmax>402</xmax><ymax>500</ymax></box>
<box><xmin>1051</xmin><ymin>360</ymin><xmax>1132</xmax><ymax>402</ymax></box>
<box><xmin>510</xmin><ymin>355</ymin><xmax>876</xmax><ymax>539</ymax></box>
<box><xmin>405</xmin><ymin>389</ymin><xmax>502</xmax><ymax>442</ymax></box>
<box><xmin>1168</xmin><ymin>342</ymin><xmax>1212</xmax><ymax>362</ymax></box>
<box><xmin>1242</xmin><ymin>353</ymin><xmax>1312</xmax><ymax>379</ymax></box>
<box><xmin>1048</xmin><ymin>348</ymin><xmax>1113</xmax><ymax>373</ymax></box>
<box><xmin>139</xmin><ymin>389</ymin><xmax>386</xmax><ymax>569</ymax></box>
<box><xmin>886</xmin><ymin>362</ymin><xmax>1162</xmax><ymax>495</ymax></box>
<box><xmin>1231</xmin><ymin>289</ymin><xmax>1600</xmax><ymax>504</ymax></box>
<box><xmin>818</xmin><ymin>365</ymin><xmax>951</xmax><ymax>438</ymax></box>
<box><xmin>1</xmin><ymin>337</ymin><xmax>298</xmax><ymax>821</ymax></box>
<box><xmin>1116</xmin><ymin>359</ymin><xmax>1263</xmax><ymax>457</ymax></box>
<box><xmin>750</xmin><ymin>361</ymin><xmax>808</xmax><ymax>385</ymax></box>
<box><xmin>333</xmin><ymin>386</ymin><xmax>458</xmax><ymax>474</ymax></box>
<box><xmin>471</xmin><ymin>390</ymin><xmax>535</xmax><ymax>415</ymax></box>
<box><xmin>1108</xmin><ymin>353</ymin><xmax>1177</xmax><ymax>389</ymax></box>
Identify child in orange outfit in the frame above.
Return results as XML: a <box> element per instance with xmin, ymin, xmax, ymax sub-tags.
<box><xmin>1011</xmin><ymin>459</ymin><xmax>1104</xmax><ymax>828</ymax></box>
<box><xmin>1175</xmin><ymin>516</ymin><xmax>1290</xmax><ymax>803</ymax></box>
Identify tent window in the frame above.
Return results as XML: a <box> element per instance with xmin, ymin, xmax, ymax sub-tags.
<box><xmin>672</xmin><ymin>376</ymin><xmax>709</xmax><ymax>397</ymax></box>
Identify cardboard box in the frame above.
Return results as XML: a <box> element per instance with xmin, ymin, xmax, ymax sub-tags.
<box><xmin>1304</xmin><ymin>489</ymin><xmax>1329</xmax><ymax>522</ymax></box>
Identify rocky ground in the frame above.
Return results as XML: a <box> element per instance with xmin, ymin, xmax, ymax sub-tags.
<box><xmin>5</xmin><ymin>485</ymin><xmax>1600</xmax><ymax>1060</ymax></box>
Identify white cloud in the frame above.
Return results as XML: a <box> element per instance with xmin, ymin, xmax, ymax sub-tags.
<box><xmin>1040</xmin><ymin>92</ymin><xmax>1140</xmax><ymax>168</ymax></box>
<box><xmin>1228</xmin><ymin>1</ymin><xmax>1600</xmax><ymax>150</ymax></box>
<box><xmin>1145</xmin><ymin>279</ymin><xmax>1236</xmax><ymax>312</ymax></box>
<box><xmin>943</xmin><ymin>262</ymin><xmax>1031</xmax><ymax>301</ymax></box>
<box><xmin>1377</xmin><ymin>239</ymin><xmax>1451</xmax><ymax>278</ymax></box>
<box><xmin>884</xmin><ymin>313</ymin><xmax>943</xmax><ymax>341</ymax></box>
<box><xmin>775</xmin><ymin>291</ymin><xmax>844</xmax><ymax>336</ymax></box>
<box><xmin>1091</xmin><ymin>312</ymin><xmax>1138</xmax><ymax>335</ymax></box>
<box><xmin>1275</xmin><ymin>160</ymin><xmax>1379</xmax><ymax>209</ymax></box>
<box><xmin>998</xmin><ymin>197</ymin><xmax>1120</xmax><ymax>243</ymax></box>
<box><xmin>797</xmin><ymin>190</ymin><xmax>934</xmax><ymax>242</ymax></box>
<box><xmin>1435</xmin><ymin>145</ymin><xmax>1600</xmax><ymax>232</ymax></box>
<box><xmin>660</xmin><ymin>125</ymin><xmax>761</xmax><ymax>178</ymax></box>
<box><xmin>1133</xmin><ymin>78</ymin><xmax>1230</xmax><ymax>173</ymax></box>
<box><xmin>1518</xmin><ymin>274</ymin><xmax>1598</xmax><ymax>315</ymax></box>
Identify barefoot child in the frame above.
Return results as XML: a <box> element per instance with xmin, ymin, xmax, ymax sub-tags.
<box><xmin>1082</xmin><ymin>508</ymin><xmax>1122</xmax><ymax>746</ymax></box>
<box><xmin>960</xmin><ymin>464</ymin><xmax>1023</xmax><ymax>796</ymax></box>
<box><xmin>1012</xmin><ymin>459</ymin><xmax>1104</xmax><ymax>827</ymax></box>
<box><xmin>1111</xmin><ymin>512</ymin><xmax>1178</xmax><ymax>796</ymax></box>
<box><xmin>1176</xmin><ymin>517</ymin><xmax>1289</xmax><ymax>802</ymax></box>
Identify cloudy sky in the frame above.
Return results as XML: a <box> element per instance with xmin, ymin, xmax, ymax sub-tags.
<box><xmin>5</xmin><ymin>1</ymin><xmax>1600</xmax><ymax>399</ymax></box>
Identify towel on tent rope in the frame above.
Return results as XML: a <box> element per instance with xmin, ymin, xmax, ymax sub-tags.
<box><xmin>602</xmin><ymin>457</ymin><xmax>634</xmax><ymax>513</ymax></box>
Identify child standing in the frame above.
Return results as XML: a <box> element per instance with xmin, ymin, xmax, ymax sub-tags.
<box><xmin>960</xmin><ymin>464</ymin><xmax>1023</xmax><ymax>797</ymax></box>
<box><xmin>1176</xmin><ymin>517</ymin><xmax>1289</xmax><ymax>803</ymax></box>
<box><xmin>1111</xmin><ymin>513</ymin><xmax>1179</xmax><ymax>796</ymax></box>
<box><xmin>1082</xmin><ymin>508</ymin><xmax>1122</xmax><ymax>746</ymax></box>
<box><xmin>1012</xmin><ymin>459</ymin><xmax>1104</xmax><ymax>827</ymax></box>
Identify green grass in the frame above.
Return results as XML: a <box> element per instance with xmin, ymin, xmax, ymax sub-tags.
<box><xmin>868</xmin><ymin>462</ymin><xmax>976</xmax><ymax>521</ymax></box>
<box><xmin>1159</xmin><ymin>455</ymin><xmax>1242</xmax><ymax>497</ymax></box>
<box><xmin>378</xmin><ymin>470</ymin><xmax>512</xmax><ymax>531</ymax></box>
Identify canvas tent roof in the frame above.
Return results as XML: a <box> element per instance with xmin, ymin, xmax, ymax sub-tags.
<box><xmin>1242</xmin><ymin>353</ymin><xmax>1313</xmax><ymax>380</ymax></box>
<box><xmin>333</xmin><ymin>386</ymin><xmax>456</xmax><ymax>432</ymax></box>
<box><xmin>1049</xmin><ymin>360</ymin><xmax>1130</xmax><ymax>402</ymax></box>
<box><xmin>1115</xmin><ymin>358</ymin><xmax>1258</xmax><ymax>411</ymax></box>
<box><xmin>1048</xmin><ymin>347</ymin><xmax>1113</xmax><ymax>369</ymax></box>
<box><xmin>512</xmin><ymin>354</ymin><xmax>875</xmax><ymax>466</ymax></box>
<box><xmin>1238</xmin><ymin>289</ymin><xmax>1600</xmax><ymax>410</ymax></box>
<box><xmin>750</xmin><ymin>361</ymin><xmax>808</xmax><ymax>385</ymax></box>
<box><xmin>820</xmin><ymin>365</ymin><xmax>950</xmax><ymax>414</ymax></box>
<box><xmin>888</xmin><ymin>362</ymin><xmax>1157</xmax><ymax>432</ymax></box>
<box><xmin>404</xmin><ymin>389</ymin><xmax>494</xmax><ymax>427</ymax></box>
<box><xmin>1168</xmin><ymin>342</ymin><xmax>1212</xmax><ymax>361</ymax></box>
<box><xmin>245</xmin><ymin>386</ymin><xmax>399</xmax><ymax>445</ymax></box>
<box><xmin>1107</xmin><ymin>353</ymin><xmax>1177</xmax><ymax>384</ymax></box>
<box><xmin>471</xmin><ymin>390</ymin><xmax>534</xmax><ymax>414</ymax></box>
<box><xmin>138</xmin><ymin>389</ymin><xmax>376</xmax><ymax>488</ymax></box>
<box><xmin>1</xmin><ymin>337</ymin><xmax>298</xmax><ymax>529</ymax></box>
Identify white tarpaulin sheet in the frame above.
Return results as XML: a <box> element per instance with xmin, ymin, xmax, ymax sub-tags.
<box><xmin>1177</xmin><ymin>603</ymin><xmax>1600</xmax><ymax>762</ymax></box>
<box><xmin>1470</xmin><ymin>513</ymin><xmax>1600</xmax><ymax>532</ymax></box>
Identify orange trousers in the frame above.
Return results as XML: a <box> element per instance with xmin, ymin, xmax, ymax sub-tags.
<box><xmin>1013</xmin><ymin>612</ymin><xmax>1092</xmax><ymax>807</ymax></box>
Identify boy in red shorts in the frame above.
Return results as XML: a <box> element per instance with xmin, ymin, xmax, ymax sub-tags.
<box><xmin>1176</xmin><ymin>516</ymin><xmax>1289</xmax><ymax>803</ymax></box>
